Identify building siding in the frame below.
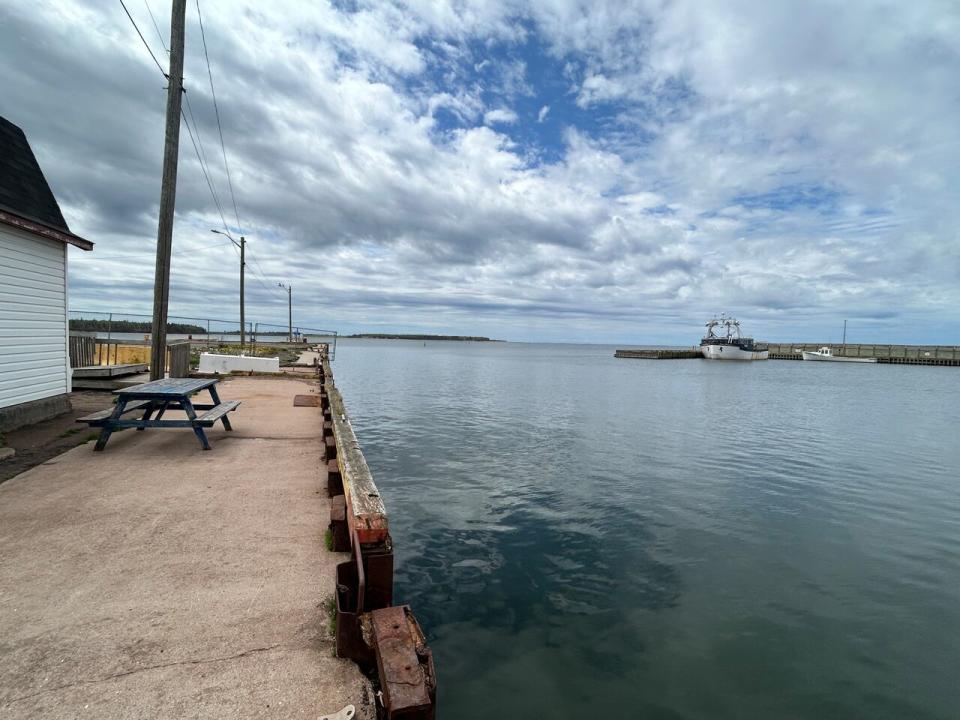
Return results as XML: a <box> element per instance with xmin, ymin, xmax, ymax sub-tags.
<box><xmin>0</xmin><ymin>223</ymin><xmax>68</xmax><ymax>409</ymax></box>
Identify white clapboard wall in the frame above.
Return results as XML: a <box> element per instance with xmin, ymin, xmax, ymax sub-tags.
<box><xmin>0</xmin><ymin>222</ymin><xmax>69</xmax><ymax>409</ymax></box>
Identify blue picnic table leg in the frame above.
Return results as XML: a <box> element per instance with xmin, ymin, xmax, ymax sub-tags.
<box><xmin>153</xmin><ymin>401</ymin><xmax>169</xmax><ymax>422</ymax></box>
<box><xmin>208</xmin><ymin>385</ymin><xmax>233</xmax><ymax>431</ymax></box>
<box><xmin>182</xmin><ymin>398</ymin><xmax>211</xmax><ymax>450</ymax></box>
<box><xmin>94</xmin><ymin>398</ymin><xmax>128</xmax><ymax>451</ymax></box>
<box><xmin>136</xmin><ymin>400</ymin><xmax>158</xmax><ymax>430</ymax></box>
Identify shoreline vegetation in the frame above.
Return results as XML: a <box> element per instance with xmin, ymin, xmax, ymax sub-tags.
<box><xmin>69</xmin><ymin>319</ymin><xmax>206</xmax><ymax>334</ymax></box>
<box><xmin>348</xmin><ymin>333</ymin><xmax>500</xmax><ymax>342</ymax></box>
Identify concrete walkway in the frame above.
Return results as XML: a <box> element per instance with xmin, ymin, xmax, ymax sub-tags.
<box><xmin>0</xmin><ymin>377</ymin><xmax>373</xmax><ymax>719</ymax></box>
<box><xmin>295</xmin><ymin>349</ymin><xmax>321</xmax><ymax>366</ymax></box>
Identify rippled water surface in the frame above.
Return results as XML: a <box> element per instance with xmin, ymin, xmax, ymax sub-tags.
<box><xmin>333</xmin><ymin>339</ymin><xmax>960</xmax><ymax>719</ymax></box>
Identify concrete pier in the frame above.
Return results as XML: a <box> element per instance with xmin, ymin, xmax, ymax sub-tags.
<box><xmin>615</xmin><ymin>348</ymin><xmax>701</xmax><ymax>359</ymax></box>
<box><xmin>616</xmin><ymin>344</ymin><xmax>960</xmax><ymax>366</ymax></box>
<box><xmin>765</xmin><ymin>343</ymin><xmax>960</xmax><ymax>366</ymax></box>
<box><xmin>0</xmin><ymin>376</ymin><xmax>374</xmax><ymax>719</ymax></box>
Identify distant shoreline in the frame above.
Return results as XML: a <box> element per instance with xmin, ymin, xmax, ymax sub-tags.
<box><xmin>347</xmin><ymin>334</ymin><xmax>502</xmax><ymax>342</ymax></box>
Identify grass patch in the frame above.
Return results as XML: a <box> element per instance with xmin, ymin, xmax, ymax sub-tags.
<box><xmin>59</xmin><ymin>427</ymin><xmax>83</xmax><ymax>439</ymax></box>
<box><xmin>325</xmin><ymin>595</ymin><xmax>337</xmax><ymax>638</ymax></box>
<box><xmin>83</xmin><ymin>432</ymin><xmax>100</xmax><ymax>443</ymax></box>
<box><xmin>324</xmin><ymin>528</ymin><xmax>334</xmax><ymax>552</ymax></box>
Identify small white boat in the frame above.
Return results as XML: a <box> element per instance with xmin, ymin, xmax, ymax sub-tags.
<box><xmin>801</xmin><ymin>346</ymin><xmax>877</xmax><ymax>363</ymax></box>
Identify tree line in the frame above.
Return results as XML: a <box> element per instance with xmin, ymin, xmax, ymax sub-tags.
<box><xmin>70</xmin><ymin>319</ymin><xmax>207</xmax><ymax>334</ymax></box>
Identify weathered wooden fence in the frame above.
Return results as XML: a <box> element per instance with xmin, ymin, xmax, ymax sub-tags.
<box><xmin>68</xmin><ymin>334</ymin><xmax>95</xmax><ymax>367</ymax></box>
<box><xmin>69</xmin><ymin>334</ymin><xmax>192</xmax><ymax>376</ymax></box>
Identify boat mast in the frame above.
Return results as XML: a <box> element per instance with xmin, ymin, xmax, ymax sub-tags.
<box><xmin>843</xmin><ymin>319</ymin><xmax>847</xmax><ymax>345</ymax></box>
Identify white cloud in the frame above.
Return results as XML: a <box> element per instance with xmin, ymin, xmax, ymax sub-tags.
<box><xmin>483</xmin><ymin>108</ymin><xmax>519</xmax><ymax>125</ymax></box>
<box><xmin>576</xmin><ymin>73</ymin><xmax>628</xmax><ymax>107</ymax></box>
<box><xmin>2</xmin><ymin>0</ymin><xmax>958</xmax><ymax>343</ymax></box>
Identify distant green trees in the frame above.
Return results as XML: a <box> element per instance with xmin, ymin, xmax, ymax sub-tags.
<box><xmin>348</xmin><ymin>334</ymin><xmax>494</xmax><ymax>341</ymax></box>
<box><xmin>70</xmin><ymin>319</ymin><xmax>207</xmax><ymax>334</ymax></box>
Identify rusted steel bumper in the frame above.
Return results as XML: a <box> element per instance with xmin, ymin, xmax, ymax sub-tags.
<box><xmin>322</xmin><ymin>357</ymin><xmax>436</xmax><ymax>719</ymax></box>
<box><xmin>335</xmin><ymin>537</ymin><xmax>434</xmax><ymax>718</ymax></box>
<box><xmin>371</xmin><ymin>606</ymin><xmax>436</xmax><ymax>719</ymax></box>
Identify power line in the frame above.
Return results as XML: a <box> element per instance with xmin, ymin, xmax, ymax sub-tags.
<box><xmin>250</xmin><ymin>271</ymin><xmax>285</xmax><ymax>299</ymax></box>
<box><xmin>195</xmin><ymin>0</ymin><xmax>243</xmax><ymax>235</ymax></box>
<box><xmin>244</xmin><ymin>247</ymin><xmax>286</xmax><ymax>300</ymax></box>
<box><xmin>182</xmin><ymin>91</ymin><xmax>223</xmax><ymax>215</ymax></box>
<box><xmin>119</xmin><ymin>1</ymin><xmax>264</xmax><ymax>280</ymax></box>
<box><xmin>180</xmin><ymin>104</ymin><xmax>230</xmax><ymax>234</ymax></box>
<box><xmin>72</xmin><ymin>240</ymin><xmax>234</xmax><ymax>260</ymax></box>
<box><xmin>250</xmin><ymin>256</ymin><xmax>277</xmax><ymax>290</ymax></box>
<box><xmin>143</xmin><ymin>0</ymin><xmax>168</xmax><ymax>53</ymax></box>
<box><xmin>119</xmin><ymin>0</ymin><xmax>227</xmax><ymax>236</ymax></box>
<box><xmin>119</xmin><ymin>0</ymin><xmax>167</xmax><ymax>77</ymax></box>
<box><xmin>190</xmin><ymin>239</ymin><xmax>237</xmax><ymax>251</ymax></box>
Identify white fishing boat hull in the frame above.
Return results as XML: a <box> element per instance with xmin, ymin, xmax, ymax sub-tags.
<box><xmin>801</xmin><ymin>351</ymin><xmax>877</xmax><ymax>363</ymax></box>
<box><xmin>701</xmin><ymin>344</ymin><xmax>769</xmax><ymax>361</ymax></box>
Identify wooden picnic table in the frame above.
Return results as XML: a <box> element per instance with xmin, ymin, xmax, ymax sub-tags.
<box><xmin>78</xmin><ymin>378</ymin><xmax>240</xmax><ymax>451</ymax></box>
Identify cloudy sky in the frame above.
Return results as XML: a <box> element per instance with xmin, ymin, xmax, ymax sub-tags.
<box><xmin>2</xmin><ymin>0</ymin><xmax>958</xmax><ymax>343</ymax></box>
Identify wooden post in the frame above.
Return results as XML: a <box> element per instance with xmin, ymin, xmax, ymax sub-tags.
<box><xmin>149</xmin><ymin>0</ymin><xmax>187</xmax><ymax>381</ymax></box>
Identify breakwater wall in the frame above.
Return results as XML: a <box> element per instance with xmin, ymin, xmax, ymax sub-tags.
<box><xmin>615</xmin><ymin>348</ymin><xmax>701</xmax><ymax>359</ymax></box>
<box><xmin>319</xmin><ymin>355</ymin><xmax>437</xmax><ymax>719</ymax></box>
<box><xmin>615</xmin><ymin>344</ymin><xmax>960</xmax><ymax>366</ymax></box>
<box><xmin>765</xmin><ymin>343</ymin><xmax>960</xmax><ymax>366</ymax></box>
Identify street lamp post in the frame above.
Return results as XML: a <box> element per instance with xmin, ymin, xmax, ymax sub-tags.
<box><xmin>278</xmin><ymin>282</ymin><xmax>292</xmax><ymax>342</ymax></box>
<box><xmin>212</xmin><ymin>230</ymin><xmax>245</xmax><ymax>347</ymax></box>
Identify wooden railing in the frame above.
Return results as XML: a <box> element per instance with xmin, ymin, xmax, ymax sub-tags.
<box><xmin>68</xmin><ymin>334</ymin><xmax>192</xmax><ymax>376</ymax></box>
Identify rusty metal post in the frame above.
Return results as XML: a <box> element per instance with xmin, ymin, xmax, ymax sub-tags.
<box><xmin>335</xmin><ymin>532</ymin><xmax>375</xmax><ymax>668</ymax></box>
<box><xmin>359</xmin><ymin>539</ymin><xmax>394</xmax><ymax>611</ymax></box>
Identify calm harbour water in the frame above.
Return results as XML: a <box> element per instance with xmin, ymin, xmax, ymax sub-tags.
<box><xmin>333</xmin><ymin>339</ymin><xmax>960</xmax><ymax>719</ymax></box>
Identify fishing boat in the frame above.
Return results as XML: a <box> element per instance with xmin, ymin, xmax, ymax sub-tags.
<box><xmin>801</xmin><ymin>346</ymin><xmax>877</xmax><ymax>363</ymax></box>
<box><xmin>700</xmin><ymin>315</ymin><xmax>768</xmax><ymax>361</ymax></box>
<box><xmin>802</xmin><ymin>321</ymin><xmax>877</xmax><ymax>362</ymax></box>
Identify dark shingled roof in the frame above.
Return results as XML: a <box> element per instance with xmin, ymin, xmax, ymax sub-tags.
<box><xmin>0</xmin><ymin>115</ymin><xmax>92</xmax><ymax>250</ymax></box>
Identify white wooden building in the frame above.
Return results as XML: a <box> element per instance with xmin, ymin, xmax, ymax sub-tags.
<box><xmin>0</xmin><ymin>115</ymin><xmax>93</xmax><ymax>432</ymax></box>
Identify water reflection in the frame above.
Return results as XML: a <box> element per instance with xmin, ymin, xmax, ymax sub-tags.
<box><xmin>335</xmin><ymin>340</ymin><xmax>960</xmax><ymax>719</ymax></box>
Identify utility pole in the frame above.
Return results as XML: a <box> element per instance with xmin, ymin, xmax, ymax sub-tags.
<box><xmin>240</xmin><ymin>236</ymin><xmax>245</xmax><ymax>346</ymax></box>
<box><xmin>279</xmin><ymin>282</ymin><xmax>292</xmax><ymax>342</ymax></box>
<box><xmin>212</xmin><ymin>230</ymin><xmax>245</xmax><ymax>347</ymax></box>
<box><xmin>149</xmin><ymin>0</ymin><xmax>187</xmax><ymax>381</ymax></box>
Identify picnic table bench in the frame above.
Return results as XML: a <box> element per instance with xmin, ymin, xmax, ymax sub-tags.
<box><xmin>78</xmin><ymin>378</ymin><xmax>239</xmax><ymax>451</ymax></box>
